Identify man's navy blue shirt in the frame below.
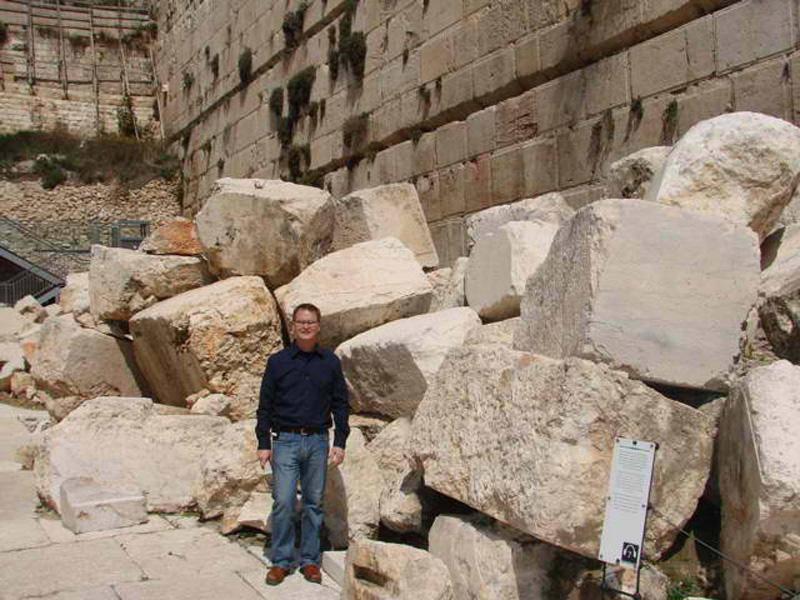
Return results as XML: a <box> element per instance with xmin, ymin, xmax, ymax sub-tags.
<box><xmin>256</xmin><ymin>343</ymin><xmax>350</xmax><ymax>451</ymax></box>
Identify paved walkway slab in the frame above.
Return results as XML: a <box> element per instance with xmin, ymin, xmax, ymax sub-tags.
<box><xmin>0</xmin><ymin>518</ymin><xmax>50</xmax><ymax>552</ymax></box>
<box><xmin>115</xmin><ymin>573</ymin><xmax>265</xmax><ymax>600</ymax></box>
<box><xmin>239</xmin><ymin>568</ymin><xmax>341</xmax><ymax>599</ymax></box>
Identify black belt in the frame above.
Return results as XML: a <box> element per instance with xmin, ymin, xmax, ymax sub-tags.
<box><xmin>276</xmin><ymin>426</ymin><xmax>325</xmax><ymax>435</ymax></box>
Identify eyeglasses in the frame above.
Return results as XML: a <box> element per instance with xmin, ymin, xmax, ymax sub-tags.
<box><xmin>294</xmin><ymin>320</ymin><xmax>319</xmax><ymax>326</ymax></box>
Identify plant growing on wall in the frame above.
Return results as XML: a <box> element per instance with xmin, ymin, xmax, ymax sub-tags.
<box><xmin>282</xmin><ymin>1</ymin><xmax>310</xmax><ymax>50</ymax></box>
<box><xmin>269</xmin><ymin>87</ymin><xmax>284</xmax><ymax>117</ymax></box>
<box><xmin>209</xmin><ymin>54</ymin><xmax>220</xmax><ymax>79</ymax></box>
<box><xmin>343</xmin><ymin>112</ymin><xmax>369</xmax><ymax>149</ymax></box>
<box><xmin>0</xmin><ymin>23</ymin><xmax>8</xmax><ymax>46</ymax></box>
<box><xmin>328</xmin><ymin>0</ymin><xmax>366</xmax><ymax>84</ymax></box>
<box><xmin>287</xmin><ymin>66</ymin><xmax>316</xmax><ymax>120</ymax></box>
<box><xmin>116</xmin><ymin>94</ymin><xmax>138</xmax><ymax>137</ymax></box>
<box><xmin>182</xmin><ymin>70</ymin><xmax>195</xmax><ymax>91</ymax></box>
<box><xmin>238</xmin><ymin>47</ymin><xmax>253</xmax><ymax>85</ymax></box>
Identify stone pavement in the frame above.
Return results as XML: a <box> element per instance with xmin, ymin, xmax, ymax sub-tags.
<box><xmin>0</xmin><ymin>403</ymin><xmax>341</xmax><ymax>600</ymax></box>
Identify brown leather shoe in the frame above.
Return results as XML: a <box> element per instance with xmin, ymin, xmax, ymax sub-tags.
<box><xmin>266</xmin><ymin>565</ymin><xmax>289</xmax><ymax>586</ymax></box>
<box><xmin>300</xmin><ymin>564</ymin><xmax>322</xmax><ymax>584</ymax></box>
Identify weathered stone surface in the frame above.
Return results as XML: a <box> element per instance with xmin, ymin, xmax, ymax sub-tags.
<box><xmin>342</xmin><ymin>539</ymin><xmax>454</xmax><ymax>600</ymax></box>
<box><xmin>368</xmin><ymin>418</ymin><xmax>422</xmax><ymax>533</ymax></box>
<box><xmin>189</xmin><ymin>393</ymin><xmax>231</xmax><ymax>417</ymax></box>
<box><xmin>607</xmin><ymin>146</ymin><xmax>671</xmax><ymax>199</ymax></box>
<box><xmin>646</xmin><ymin>112</ymin><xmax>800</xmax><ymax>240</ymax></box>
<box><xmin>466</xmin><ymin>221</ymin><xmax>560</xmax><ymax>322</ymax></box>
<box><xmin>18</xmin><ymin>322</ymin><xmax>42</xmax><ymax>365</ymax></box>
<box><xmin>60</xmin><ymin>476</ymin><xmax>148</xmax><ymax>534</ymax></box>
<box><xmin>44</xmin><ymin>395</ymin><xmax>86</xmax><ymax>423</ymax></box>
<box><xmin>139</xmin><ymin>217</ymin><xmax>203</xmax><ymax>256</ymax></box>
<box><xmin>195</xmin><ymin>420</ymin><xmax>261</xmax><ymax>519</ymax></box>
<box><xmin>761</xmin><ymin>224</ymin><xmax>800</xmax><ymax>271</ymax></box>
<box><xmin>129</xmin><ymin>277</ymin><xmax>282</xmax><ymax>420</ymax></box>
<box><xmin>31</xmin><ymin>315</ymin><xmax>147</xmax><ymax>401</ymax></box>
<box><xmin>428</xmin><ymin>257</ymin><xmax>468</xmax><ymax>313</ymax></box>
<box><xmin>465</xmin><ymin>318</ymin><xmax>520</xmax><ymax>347</ymax></box>
<box><xmin>332</xmin><ymin>183</ymin><xmax>439</xmax><ymax>269</ymax></box>
<box><xmin>515</xmin><ymin>199</ymin><xmax>760</xmax><ymax>391</ymax></box>
<box><xmin>35</xmin><ymin>397</ymin><xmax>229</xmax><ymax>513</ymax></box>
<box><xmin>0</xmin><ymin>342</ymin><xmax>26</xmax><ymax>391</ymax></box>
<box><xmin>324</xmin><ymin>428</ymin><xmax>382</xmax><ymax>548</ymax></box>
<box><xmin>0</xmin><ymin>307</ymin><xmax>27</xmax><ymax>341</ymax></box>
<box><xmin>412</xmin><ymin>345</ymin><xmax>714</xmax><ymax>560</ymax></box>
<box><xmin>718</xmin><ymin>360</ymin><xmax>800</xmax><ymax>600</ymax></box>
<box><xmin>276</xmin><ymin>238</ymin><xmax>433</xmax><ymax>349</ymax></box>
<box><xmin>221</xmin><ymin>491</ymin><xmax>270</xmax><ymax>534</ymax></box>
<box><xmin>464</xmin><ymin>192</ymin><xmax>574</xmax><ymax>251</ymax></box>
<box><xmin>89</xmin><ymin>245</ymin><xmax>212</xmax><ymax>322</ymax></box>
<box><xmin>195</xmin><ymin>178</ymin><xmax>334</xmax><ymax>287</ymax></box>
<box><xmin>430</xmin><ymin>514</ymin><xmax>558</xmax><ymax>599</ymax></box>
<box><xmin>15</xmin><ymin>295</ymin><xmax>47</xmax><ymax>323</ymax></box>
<box><xmin>59</xmin><ymin>272</ymin><xmax>90</xmax><ymax>316</ymax></box>
<box><xmin>337</xmin><ymin>308</ymin><xmax>480</xmax><ymax>419</ymax></box>
<box><xmin>759</xmin><ymin>253</ymin><xmax>800</xmax><ymax>362</ymax></box>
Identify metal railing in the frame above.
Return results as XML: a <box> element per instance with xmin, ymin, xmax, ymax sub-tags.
<box><xmin>0</xmin><ymin>269</ymin><xmax>60</xmax><ymax>305</ymax></box>
<box><xmin>0</xmin><ymin>216</ymin><xmax>90</xmax><ymax>279</ymax></box>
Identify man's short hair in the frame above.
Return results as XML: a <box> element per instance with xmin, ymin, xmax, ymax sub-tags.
<box><xmin>292</xmin><ymin>303</ymin><xmax>321</xmax><ymax>323</ymax></box>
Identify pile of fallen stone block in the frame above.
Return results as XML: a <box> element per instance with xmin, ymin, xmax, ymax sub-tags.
<box><xmin>1</xmin><ymin>112</ymin><xmax>799</xmax><ymax>600</ymax></box>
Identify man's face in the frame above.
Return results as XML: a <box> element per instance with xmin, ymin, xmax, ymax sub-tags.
<box><xmin>292</xmin><ymin>309</ymin><xmax>320</xmax><ymax>344</ymax></box>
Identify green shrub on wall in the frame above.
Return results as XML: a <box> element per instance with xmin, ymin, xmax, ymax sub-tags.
<box><xmin>282</xmin><ymin>1</ymin><xmax>310</xmax><ymax>50</ymax></box>
<box><xmin>269</xmin><ymin>87</ymin><xmax>284</xmax><ymax>117</ymax></box>
<box><xmin>238</xmin><ymin>47</ymin><xmax>253</xmax><ymax>85</ymax></box>
<box><xmin>287</xmin><ymin>66</ymin><xmax>316</xmax><ymax>120</ymax></box>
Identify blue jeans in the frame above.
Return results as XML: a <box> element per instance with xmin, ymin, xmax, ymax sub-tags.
<box><xmin>269</xmin><ymin>431</ymin><xmax>328</xmax><ymax>569</ymax></box>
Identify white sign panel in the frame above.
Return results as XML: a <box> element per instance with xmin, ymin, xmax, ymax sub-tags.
<box><xmin>598</xmin><ymin>438</ymin><xmax>657</xmax><ymax>570</ymax></box>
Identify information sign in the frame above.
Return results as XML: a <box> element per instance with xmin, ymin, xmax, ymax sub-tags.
<box><xmin>598</xmin><ymin>438</ymin><xmax>657</xmax><ymax>570</ymax></box>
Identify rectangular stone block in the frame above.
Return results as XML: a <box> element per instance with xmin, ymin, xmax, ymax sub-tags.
<box><xmin>436</xmin><ymin>120</ymin><xmax>467</xmax><ymax>168</ymax></box>
<box><xmin>515</xmin><ymin>32</ymin><xmax>542</xmax><ymax>86</ymax></box>
<box><xmin>537</xmin><ymin>71</ymin><xmax>586</xmax><ymax>132</ymax></box>
<box><xmin>733</xmin><ymin>58</ymin><xmax>790</xmax><ymax>121</ymax></box>
<box><xmin>424</xmin><ymin>0</ymin><xmax>463</xmax><ymax>38</ymax></box>
<box><xmin>420</xmin><ymin>30</ymin><xmax>454</xmax><ymax>84</ymax></box>
<box><xmin>395</xmin><ymin>140</ymin><xmax>414</xmax><ymax>182</ymax></box>
<box><xmin>453</xmin><ymin>16</ymin><xmax>479</xmax><ymax>70</ymax></box>
<box><xmin>440</xmin><ymin>65</ymin><xmax>477</xmax><ymax>120</ymax></box>
<box><xmin>491</xmin><ymin>145</ymin><xmax>524</xmax><ymax>205</ymax></box>
<box><xmin>495</xmin><ymin>90</ymin><xmax>537</xmax><ymax>149</ymax></box>
<box><xmin>676</xmin><ymin>80</ymin><xmax>733</xmax><ymax>138</ymax></box>
<box><xmin>414</xmin><ymin>132</ymin><xmax>437</xmax><ymax>175</ymax></box>
<box><xmin>476</xmin><ymin>0</ymin><xmax>527</xmax><ymax>57</ymax></box>
<box><xmin>467</xmin><ymin>106</ymin><xmax>496</xmax><ymax>157</ymax></box>
<box><xmin>584</xmin><ymin>53</ymin><xmax>629</xmax><ymax>117</ymax></box>
<box><xmin>473</xmin><ymin>46</ymin><xmax>521</xmax><ymax>107</ymax></box>
<box><xmin>465</xmin><ymin>155</ymin><xmax>493</xmax><ymax>213</ymax></box>
<box><xmin>556</xmin><ymin>119</ymin><xmax>599</xmax><ymax>188</ymax></box>
<box><xmin>429</xmin><ymin>217</ymin><xmax>468</xmax><ymax>267</ymax></box>
<box><xmin>440</xmin><ymin>163</ymin><xmax>466</xmax><ymax>217</ymax></box>
<box><xmin>416</xmin><ymin>171</ymin><xmax>442</xmax><ymax>222</ymax></box>
<box><xmin>715</xmin><ymin>0</ymin><xmax>793</xmax><ymax>72</ymax></box>
<box><xmin>522</xmin><ymin>137</ymin><xmax>558</xmax><ymax>197</ymax></box>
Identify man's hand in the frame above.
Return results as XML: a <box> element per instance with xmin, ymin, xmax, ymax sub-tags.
<box><xmin>258</xmin><ymin>449</ymin><xmax>272</xmax><ymax>469</ymax></box>
<box><xmin>328</xmin><ymin>446</ymin><xmax>345</xmax><ymax>467</ymax></box>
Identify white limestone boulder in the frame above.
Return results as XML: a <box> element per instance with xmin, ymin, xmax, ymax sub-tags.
<box><xmin>514</xmin><ymin>199</ymin><xmax>760</xmax><ymax>391</ymax></box>
<box><xmin>190</xmin><ymin>393</ymin><xmax>231</xmax><ymax>417</ymax></box>
<box><xmin>332</xmin><ymin>183</ymin><xmax>439</xmax><ymax>269</ymax></box>
<box><xmin>0</xmin><ymin>342</ymin><xmax>26</xmax><ymax>392</ymax></box>
<box><xmin>139</xmin><ymin>217</ymin><xmax>203</xmax><ymax>256</ymax></box>
<box><xmin>428</xmin><ymin>257</ymin><xmax>468</xmax><ymax>312</ymax></box>
<box><xmin>221</xmin><ymin>491</ymin><xmax>271</xmax><ymax>534</ymax></box>
<box><xmin>195</xmin><ymin>420</ymin><xmax>261</xmax><ymax>519</ymax></box>
<box><xmin>368</xmin><ymin>418</ymin><xmax>423</xmax><ymax>533</ymax></box>
<box><xmin>129</xmin><ymin>277</ymin><xmax>283</xmax><ymax>421</ymax></box>
<box><xmin>646</xmin><ymin>112</ymin><xmax>800</xmax><ymax>240</ymax></box>
<box><xmin>337</xmin><ymin>307</ymin><xmax>480</xmax><ymax>419</ymax></box>
<box><xmin>465</xmin><ymin>317</ymin><xmax>520</xmax><ymax>347</ymax></box>
<box><xmin>466</xmin><ymin>221</ymin><xmax>560</xmax><ymax>322</ymax></box>
<box><xmin>276</xmin><ymin>238</ymin><xmax>433</xmax><ymax>349</ymax></box>
<box><xmin>324</xmin><ymin>428</ymin><xmax>382</xmax><ymax>548</ymax></box>
<box><xmin>58</xmin><ymin>272</ymin><xmax>90</xmax><ymax>316</ymax></box>
<box><xmin>342</xmin><ymin>539</ymin><xmax>454</xmax><ymax>600</ymax></box>
<box><xmin>31</xmin><ymin>315</ymin><xmax>147</xmax><ymax>402</ymax></box>
<box><xmin>411</xmin><ymin>344</ymin><xmax>714</xmax><ymax>560</ymax></box>
<box><xmin>35</xmin><ymin>397</ymin><xmax>230</xmax><ymax>513</ymax></box>
<box><xmin>430</xmin><ymin>514</ymin><xmax>558</xmax><ymax>600</ymax></box>
<box><xmin>89</xmin><ymin>245</ymin><xmax>213</xmax><ymax>322</ymax></box>
<box><xmin>195</xmin><ymin>178</ymin><xmax>334</xmax><ymax>287</ymax></box>
<box><xmin>465</xmin><ymin>192</ymin><xmax>574</xmax><ymax>251</ymax></box>
<box><xmin>60</xmin><ymin>477</ymin><xmax>148</xmax><ymax>534</ymax></box>
<box><xmin>607</xmin><ymin>146</ymin><xmax>671</xmax><ymax>199</ymax></box>
<box><xmin>761</xmin><ymin>224</ymin><xmax>800</xmax><ymax>271</ymax></box>
<box><xmin>15</xmin><ymin>295</ymin><xmax>47</xmax><ymax>323</ymax></box>
<box><xmin>759</xmin><ymin>253</ymin><xmax>800</xmax><ymax>362</ymax></box>
<box><xmin>0</xmin><ymin>307</ymin><xmax>27</xmax><ymax>341</ymax></box>
<box><xmin>717</xmin><ymin>361</ymin><xmax>800</xmax><ymax>600</ymax></box>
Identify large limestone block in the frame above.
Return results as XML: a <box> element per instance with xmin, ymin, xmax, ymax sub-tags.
<box><xmin>464</xmin><ymin>192</ymin><xmax>574</xmax><ymax>251</ymax></box>
<box><xmin>607</xmin><ymin>146</ymin><xmax>671</xmax><ymax>199</ymax></box>
<box><xmin>717</xmin><ymin>360</ymin><xmax>800</xmax><ymax>600</ymax></box>
<box><xmin>342</xmin><ymin>539</ymin><xmax>454</xmax><ymax>600</ymax></box>
<box><xmin>411</xmin><ymin>345</ymin><xmax>714</xmax><ymax>560</ymax></box>
<box><xmin>368</xmin><ymin>418</ymin><xmax>423</xmax><ymax>533</ymax></box>
<box><xmin>0</xmin><ymin>306</ymin><xmax>27</xmax><ymax>341</ymax></box>
<box><xmin>0</xmin><ymin>342</ymin><xmax>26</xmax><ymax>392</ymax></box>
<box><xmin>35</xmin><ymin>397</ymin><xmax>230</xmax><ymax>513</ymax></box>
<box><xmin>465</xmin><ymin>317</ymin><xmax>520</xmax><ymax>347</ymax></box>
<box><xmin>466</xmin><ymin>221</ymin><xmax>560</xmax><ymax>322</ymax></box>
<box><xmin>195</xmin><ymin>178</ymin><xmax>334</xmax><ymax>287</ymax></box>
<box><xmin>429</xmin><ymin>514</ymin><xmax>557</xmax><ymax>600</ymax></box>
<box><xmin>761</xmin><ymin>224</ymin><xmax>800</xmax><ymax>271</ymax></box>
<box><xmin>89</xmin><ymin>245</ymin><xmax>213</xmax><ymax>322</ymax></box>
<box><xmin>514</xmin><ymin>199</ymin><xmax>760</xmax><ymax>391</ymax></box>
<box><xmin>195</xmin><ymin>420</ymin><xmax>261</xmax><ymax>519</ymax></box>
<box><xmin>31</xmin><ymin>315</ymin><xmax>147</xmax><ymax>401</ymax></box>
<box><xmin>129</xmin><ymin>277</ymin><xmax>282</xmax><ymax>420</ymax></box>
<box><xmin>646</xmin><ymin>112</ymin><xmax>800</xmax><ymax>240</ymax></box>
<box><xmin>60</xmin><ymin>476</ymin><xmax>148</xmax><ymax>534</ymax></box>
<box><xmin>337</xmin><ymin>308</ymin><xmax>480</xmax><ymax>419</ymax></box>
<box><xmin>139</xmin><ymin>217</ymin><xmax>203</xmax><ymax>256</ymax></box>
<box><xmin>332</xmin><ymin>183</ymin><xmax>439</xmax><ymax>269</ymax></box>
<box><xmin>59</xmin><ymin>272</ymin><xmax>90</xmax><ymax>316</ymax></box>
<box><xmin>324</xmin><ymin>428</ymin><xmax>382</xmax><ymax>548</ymax></box>
<box><xmin>428</xmin><ymin>257</ymin><xmax>468</xmax><ymax>313</ymax></box>
<box><xmin>15</xmin><ymin>295</ymin><xmax>47</xmax><ymax>323</ymax></box>
<box><xmin>758</xmin><ymin>253</ymin><xmax>800</xmax><ymax>363</ymax></box>
<box><xmin>276</xmin><ymin>238</ymin><xmax>433</xmax><ymax>349</ymax></box>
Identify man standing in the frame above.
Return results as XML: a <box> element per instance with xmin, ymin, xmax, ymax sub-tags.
<box><xmin>256</xmin><ymin>303</ymin><xmax>349</xmax><ymax>586</ymax></box>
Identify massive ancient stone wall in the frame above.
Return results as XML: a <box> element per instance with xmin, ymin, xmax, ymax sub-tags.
<box><xmin>156</xmin><ymin>0</ymin><xmax>800</xmax><ymax>265</ymax></box>
<box><xmin>0</xmin><ymin>0</ymin><xmax>157</xmax><ymax>137</ymax></box>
